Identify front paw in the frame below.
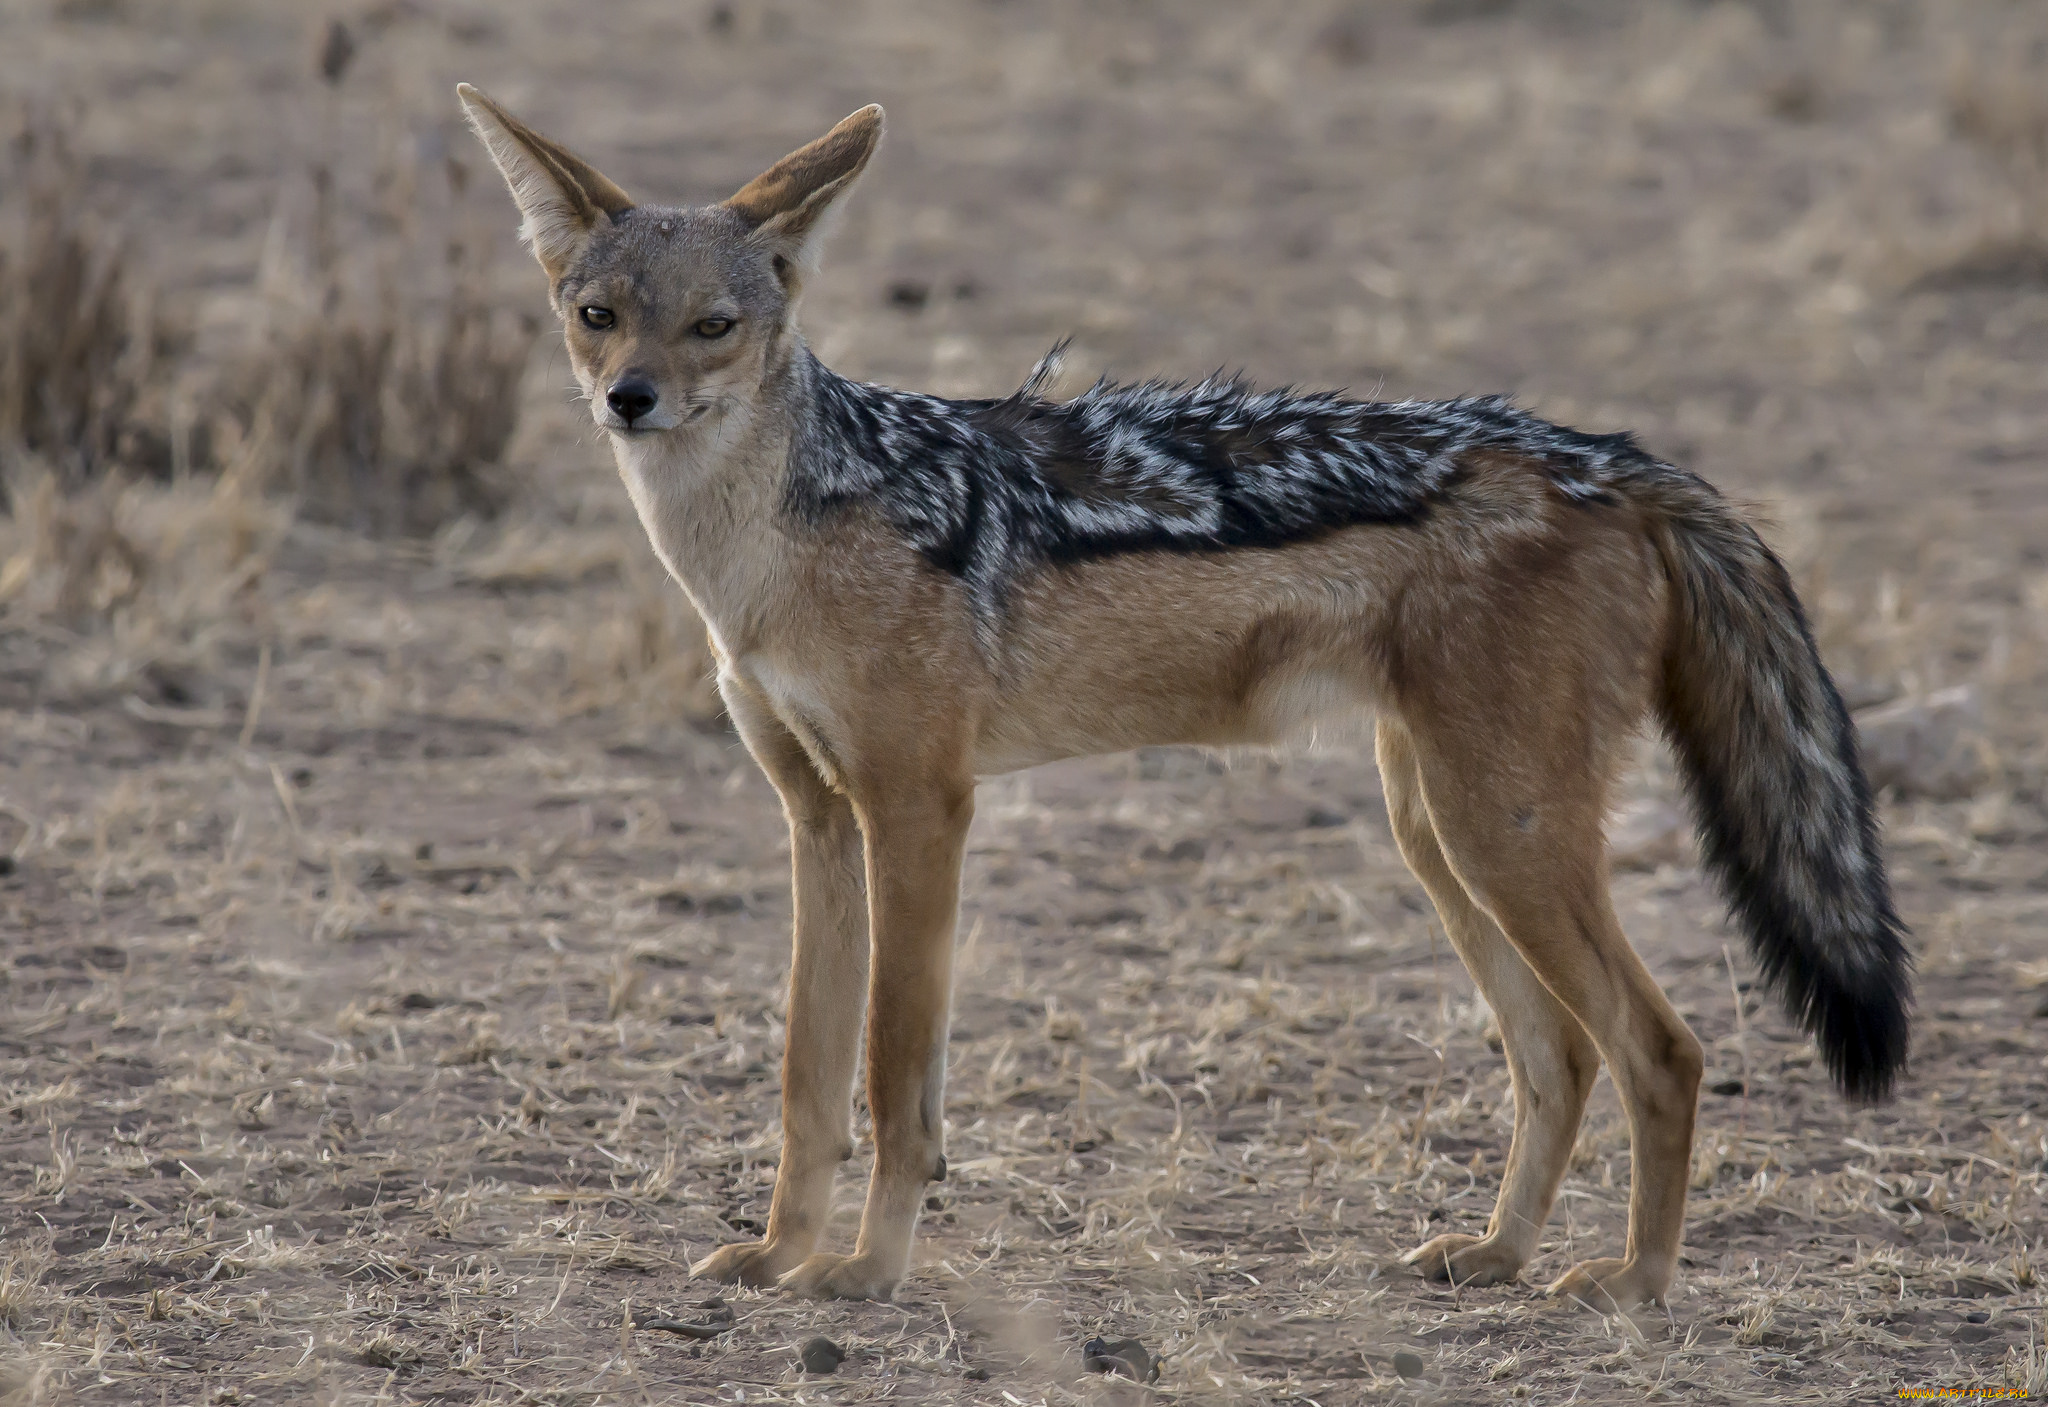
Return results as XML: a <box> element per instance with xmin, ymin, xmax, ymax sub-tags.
<box><xmin>694</xmin><ymin>1239</ymin><xmax>807</xmax><ymax>1288</ymax></box>
<box><xmin>1401</xmin><ymin>1232</ymin><xmax>1524</xmax><ymax>1288</ymax></box>
<box><xmin>778</xmin><ymin>1251</ymin><xmax>902</xmax><ymax>1301</ymax></box>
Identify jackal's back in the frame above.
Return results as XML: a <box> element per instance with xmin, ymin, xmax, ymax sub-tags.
<box><xmin>787</xmin><ymin>352</ymin><xmax>1661</xmax><ymax>622</ymax></box>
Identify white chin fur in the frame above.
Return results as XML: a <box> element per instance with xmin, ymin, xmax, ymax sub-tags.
<box><xmin>598</xmin><ymin>405</ymin><xmax>723</xmax><ymax>435</ymax></box>
<box><xmin>600</xmin><ymin>413</ymin><xmax>678</xmax><ymax>434</ymax></box>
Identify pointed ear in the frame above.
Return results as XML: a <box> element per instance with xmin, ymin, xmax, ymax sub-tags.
<box><xmin>456</xmin><ymin>83</ymin><xmax>634</xmax><ymax>281</ymax></box>
<box><xmin>724</xmin><ymin>105</ymin><xmax>883</xmax><ymax>284</ymax></box>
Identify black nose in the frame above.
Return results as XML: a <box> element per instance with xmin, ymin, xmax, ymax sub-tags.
<box><xmin>606</xmin><ymin>379</ymin><xmax>658</xmax><ymax>424</ymax></box>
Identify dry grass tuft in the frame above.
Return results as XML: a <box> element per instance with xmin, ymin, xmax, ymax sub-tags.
<box><xmin>1933</xmin><ymin>18</ymin><xmax>2048</xmax><ymax>283</ymax></box>
<box><xmin>579</xmin><ymin>553</ymin><xmax>725</xmax><ymax>729</ymax></box>
<box><xmin>1947</xmin><ymin>27</ymin><xmax>2048</xmax><ymax>187</ymax></box>
<box><xmin>345</xmin><ymin>1330</ymin><xmax>423</xmax><ymax>1371</ymax></box>
<box><xmin>460</xmin><ymin>521</ymin><xmax>725</xmax><ymax>729</ymax></box>
<box><xmin>27</xmin><ymin>1133</ymin><xmax>77</xmax><ymax>1201</ymax></box>
<box><xmin>0</xmin><ymin>476</ymin><xmax>146</xmax><ymax>625</ymax></box>
<box><xmin>446</xmin><ymin>510</ymin><xmax>724</xmax><ymax>727</ymax></box>
<box><xmin>211</xmin><ymin>151</ymin><xmax>533</xmax><ymax>536</ymax></box>
<box><xmin>2</xmin><ymin>93</ymin><xmax>529</xmax><ymax>537</ymax></box>
<box><xmin>0</xmin><ymin>1253</ymin><xmax>48</xmax><ymax>1330</ymax></box>
<box><xmin>0</xmin><ymin>1351</ymin><xmax>59</xmax><ymax>1407</ymax></box>
<box><xmin>0</xmin><ymin>110</ymin><xmax>175</xmax><ymax>494</ymax></box>
<box><xmin>2010</xmin><ymin>1326</ymin><xmax>2048</xmax><ymax>1396</ymax></box>
<box><xmin>0</xmin><ymin>467</ymin><xmax>288</xmax><ymax>698</ymax></box>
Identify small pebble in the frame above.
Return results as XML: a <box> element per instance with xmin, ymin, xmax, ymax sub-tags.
<box><xmin>1082</xmin><ymin>1336</ymin><xmax>1158</xmax><ymax>1382</ymax></box>
<box><xmin>1965</xmin><ymin>1311</ymin><xmax>1990</xmax><ymax>1324</ymax></box>
<box><xmin>799</xmin><ymin>1336</ymin><xmax>845</xmax><ymax>1375</ymax></box>
<box><xmin>1393</xmin><ymin>1350</ymin><xmax>1427</xmax><ymax>1378</ymax></box>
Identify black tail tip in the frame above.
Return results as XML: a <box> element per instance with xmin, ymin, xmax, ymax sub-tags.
<box><xmin>1814</xmin><ymin>980</ymin><xmax>1911</xmax><ymax>1104</ymax></box>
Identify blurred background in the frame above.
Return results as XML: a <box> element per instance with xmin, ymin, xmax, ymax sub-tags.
<box><xmin>1</xmin><ymin>2</ymin><xmax>2045</xmax><ymax>1402</ymax></box>
<box><xmin>6</xmin><ymin>0</ymin><xmax>2048</xmax><ymax>733</ymax></box>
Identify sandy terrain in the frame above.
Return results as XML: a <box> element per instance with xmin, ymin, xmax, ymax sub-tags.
<box><xmin>1</xmin><ymin>1</ymin><xmax>2046</xmax><ymax>1402</ymax></box>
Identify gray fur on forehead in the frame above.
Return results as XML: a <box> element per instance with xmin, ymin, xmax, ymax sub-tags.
<box><xmin>560</xmin><ymin>203</ymin><xmax>780</xmax><ymax>303</ymax></box>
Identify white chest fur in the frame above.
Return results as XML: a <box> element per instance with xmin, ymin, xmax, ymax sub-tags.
<box><xmin>608</xmin><ymin>418</ymin><xmax>785</xmax><ymax>665</ymax></box>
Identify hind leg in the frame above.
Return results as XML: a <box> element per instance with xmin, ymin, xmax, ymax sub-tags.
<box><xmin>1405</xmin><ymin>717</ymin><xmax>1703</xmax><ymax>1312</ymax></box>
<box><xmin>1378</xmin><ymin>721</ymin><xmax>1600</xmax><ymax>1289</ymax></box>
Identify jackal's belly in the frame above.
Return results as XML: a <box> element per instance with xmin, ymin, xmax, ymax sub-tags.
<box><xmin>972</xmin><ymin>655</ymin><xmax>1380</xmax><ymax>776</ymax></box>
<box><xmin>973</xmin><ymin>526</ymin><xmax>1404</xmax><ymax>775</ymax></box>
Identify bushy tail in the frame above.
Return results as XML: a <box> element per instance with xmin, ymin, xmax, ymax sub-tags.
<box><xmin>1637</xmin><ymin>472</ymin><xmax>1912</xmax><ymax>1101</ymax></box>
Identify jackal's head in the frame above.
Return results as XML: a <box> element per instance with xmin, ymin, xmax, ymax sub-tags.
<box><xmin>457</xmin><ymin>84</ymin><xmax>880</xmax><ymax>437</ymax></box>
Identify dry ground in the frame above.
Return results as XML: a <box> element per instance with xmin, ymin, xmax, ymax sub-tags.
<box><xmin>3</xmin><ymin>1</ymin><xmax>2048</xmax><ymax>1403</ymax></box>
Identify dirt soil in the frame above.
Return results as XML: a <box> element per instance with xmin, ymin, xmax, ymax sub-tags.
<box><xmin>3</xmin><ymin>1</ymin><xmax>2048</xmax><ymax>1403</ymax></box>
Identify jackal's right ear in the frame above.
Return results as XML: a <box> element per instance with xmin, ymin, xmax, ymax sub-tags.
<box><xmin>456</xmin><ymin>83</ymin><xmax>634</xmax><ymax>281</ymax></box>
<box><xmin>724</xmin><ymin>105</ymin><xmax>884</xmax><ymax>286</ymax></box>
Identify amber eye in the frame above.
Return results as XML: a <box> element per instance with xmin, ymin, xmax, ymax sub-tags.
<box><xmin>693</xmin><ymin>317</ymin><xmax>734</xmax><ymax>339</ymax></box>
<box><xmin>579</xmin><ymin>306</ymin><xmax>614</xmax><ymax>329</ymax></box>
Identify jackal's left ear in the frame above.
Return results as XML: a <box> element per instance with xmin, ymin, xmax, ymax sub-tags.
<box><xmin>724</xmin><ymin>105</ymin><xmax>884</xmax><ymax>285</ymax></box>
<box><xmin>456</xmin><ymin>83</ymin><xmax>634</xmax><ymax>281</ymax></box>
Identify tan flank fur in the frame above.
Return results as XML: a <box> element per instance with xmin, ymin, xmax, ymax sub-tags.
<box><xmin>458</xmin><ymin>86</ymin><xmax>1910</xmax><ymax>1313</ymax></box>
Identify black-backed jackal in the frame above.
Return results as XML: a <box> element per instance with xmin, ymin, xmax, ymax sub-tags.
<box><xmin>459</xmin><ymin>88</ymin><xmax>1912</xmax><ymax>1312</ymax></box>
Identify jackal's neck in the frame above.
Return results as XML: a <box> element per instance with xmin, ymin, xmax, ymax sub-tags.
<box><xmin>608</xmin><ymin>347</ymin><xmax>811</xmax><ymax>660</ymax></box>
